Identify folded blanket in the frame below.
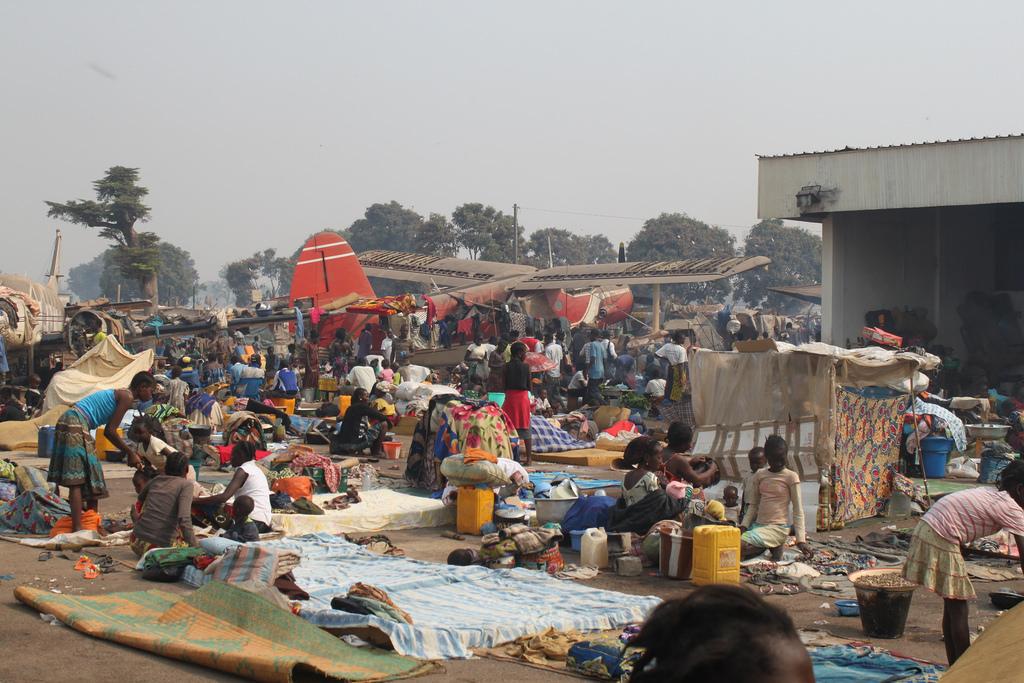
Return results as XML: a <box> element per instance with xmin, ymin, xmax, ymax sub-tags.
<box><xmin>607</xmin><ymin>490</ymin><xmax>689</xmax><ymax>534</ymax></box>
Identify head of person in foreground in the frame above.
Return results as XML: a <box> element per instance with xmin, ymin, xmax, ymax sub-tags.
<box><xmin>628</xmin><ymin>584</ymin><xmax>814</xmax><ymax>683</ymax></box>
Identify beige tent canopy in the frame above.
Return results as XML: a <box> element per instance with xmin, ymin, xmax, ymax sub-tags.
<box><xmin>42</xmin><ymin>337</ymin><xmax>155</xmax><ymax>411</ymax></box>
<box><xmin>691</xmin><ymin>341</ymin><xmax>938</xmax><ymax>469</ymax></box>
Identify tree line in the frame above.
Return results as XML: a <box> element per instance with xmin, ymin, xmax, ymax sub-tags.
<box><xmin>63</xmin><ymin>167</ymin><xmax>822</xmax><ymax>312</ymax></box>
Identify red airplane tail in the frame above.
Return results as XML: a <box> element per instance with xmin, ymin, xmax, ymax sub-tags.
<box><xmin>289</xmin><ymin>232</ymin><xmax>377</xmax><ymax>345</ymax></box>
<box><xmin>289</xmin><ymin>232</ymin><xmax>376</xmax><ymax>306</ymax></box>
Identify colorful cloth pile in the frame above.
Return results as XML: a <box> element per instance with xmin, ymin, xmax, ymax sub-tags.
<box><xmin>0</xmin><ymin>486</ymin><xmax>70</xmax><ymax>534</ymax></box>
<box><xmin>346</xmin><ymin>294</ymin><xmax>417</xmax><ymax>316</ymax></box>
<box><xmin>437</xmin><ymin>401</ymin><xmax>519</xmax><ymax>461</ymax></box>
<box><xmin>288</xmin><ymin>452</ymin><xmax>342</xmax><ymax>492</ymax></box>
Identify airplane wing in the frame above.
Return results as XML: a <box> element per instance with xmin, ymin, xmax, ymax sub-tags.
<box><xmin>509</xmin><ymin>256</ymin><xmax>771</xmax><ymax>291</ymax></box>
<box><xmin>768</xmin><ymin>284</ymin><xmax>821</xmax><ymax>304</ymax></box>
<box><xmin>357</xmin><ymin>250</ymin><xmax>537</xmax><ymax>287</ymax></box>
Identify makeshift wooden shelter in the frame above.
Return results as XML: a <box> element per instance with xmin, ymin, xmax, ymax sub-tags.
<box><xmin>689</xmin><ymin>341</ymin><xmax>938</xmax><ymax>526</ymax></box>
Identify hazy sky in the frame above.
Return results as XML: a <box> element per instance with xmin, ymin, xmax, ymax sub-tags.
<box><xmin>2</xmin><ymin>1</ymin><xmax>1022</xmax><ymax>283</ymax></box>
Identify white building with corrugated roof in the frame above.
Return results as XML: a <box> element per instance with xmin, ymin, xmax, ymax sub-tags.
<box><xmin>757</xmin><ymin>135</ymin><xmax>1024</xmax><ymax>382</ymax></box>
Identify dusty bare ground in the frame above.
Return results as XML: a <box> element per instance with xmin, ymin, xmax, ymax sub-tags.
<box><xmin>1</xmin><ymin>450</ymin><xmax>1020</xmax><ymax>682</ymax></box>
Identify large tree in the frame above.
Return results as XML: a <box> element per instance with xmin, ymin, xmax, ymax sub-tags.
<box><xmin>626</xmin><ymin>213</ymin><xmax>736</xmax><ymax>303</ymax></box>
<box><xmin>414</xmin><ymin>213</ymin><xmax>459</xmax><ymax>257</ymax></box>
<box><xmin>734</xmin><ymin>219</ymin><xmax>822</xmax><ymax>310</ymax></box>
<box><xmin>221</xmin><ymin>257</ymin><xmax>261</xmax><ymax>306</ymax></box>
<box><xmin>46</xmin><ymin>166</ymin><xmax>161</xmax><ymax>311</ymax></box>
<box><xmin>68</xmin><ymin>242</ymin><xmax>199</xmax><ymax>305</ymax></box>
<box><xmin>523</xmin><ymin>228</ymin><xmax>616</xmax><ymax>268</ymax></box>
<box><xmin>220</xmin><ymin>248</ymin><xmax>298</xmax><ymax>305</ymax></box>
<box><xmin>451</xmin><ymin>203</ymin><xmax>522</xmax><ymax>262</ymax></box>
<box><xmin>255</xmin><ymin>248</ymin><xmax>294</xmax><ymax>298</ymax></box>
<box><xmin>347</xmin><ymin>202</ymin><xmax>424</xmax><ymax>254</ymax></box>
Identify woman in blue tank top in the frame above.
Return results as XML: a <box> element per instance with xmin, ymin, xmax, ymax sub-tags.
<box><xmin>48</xmin><ymin>371</ymin><xmax>156</xmax><ymax>532</ymax></box>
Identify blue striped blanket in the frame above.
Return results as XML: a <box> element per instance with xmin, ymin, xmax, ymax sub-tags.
<box><xmin>530</xmin><ymin>414</ymin><xmax>595</xmax><ymax>453</ymax></box>
<box><xmin>263</xmin><ymin>533</ymin><xmax>660</xmax><ymax>659</ymax></box>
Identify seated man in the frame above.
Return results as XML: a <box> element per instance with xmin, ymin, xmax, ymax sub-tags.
<box><xmin>179</xmin><ymin>356</ymin><xmax>201</xmax><ymax>389</ymax></box>
<box><xmin>644</xmin><ymin>367</ymin><xmax>667</xmax><ymax>416</ymax></box>
<box><xmin>129</xmin><ymin>452</ymin><xmax>200</xmax><ymax>557</ymax></box>
<box><xmin>0</xmin><ymin>387</ymin><xmax>27</xmax><ymax>422</ymax></box>
<box><xmin>270</xmin><ymin>361</ymin><xmax>299</xmax><ymax>397</ymax></box>
<box><xmin>330</xmin><ymin>388</ymin><xmax>388</xmax><ymax>456</ymax></box>
<box><xmin>202</xmin><ymin>354</ymin><xmax>225</xmax><ymax>386</ymax></box>
<box><xmin>233</xmin><ymin>358</ymin><xmax>267</xmax><ymax>397</ymax></box>
<box><xmin>565</xmin><ymin>369</ymin><xmax>587</xmax><ymax>410</ymax></box>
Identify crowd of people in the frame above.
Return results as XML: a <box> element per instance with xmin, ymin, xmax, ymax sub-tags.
<box><xmin>6</xmin><ymin>310</ymin><xmax>1024</xmax><ymax>672</ymax></box>
<box><xmin>453</xmin><ymin>323</ymin><xmax>701</xmax><ymax>428</ymax></box>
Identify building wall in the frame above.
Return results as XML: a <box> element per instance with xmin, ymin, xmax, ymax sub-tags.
<box><xmin>758</xmin><ymin>138</ymin><xmax>1024</xmax><ymax>220</ymax></box>
<box><xmin>822</xmin><ymin>207</ymin><xmax>997</xmax><ymax>354</ymax></box>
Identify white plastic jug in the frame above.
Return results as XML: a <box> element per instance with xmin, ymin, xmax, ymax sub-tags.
<box><xmin>581</xmin><ymin>527</ymin><xmax>609</xmax><ymax>569</ymax></box>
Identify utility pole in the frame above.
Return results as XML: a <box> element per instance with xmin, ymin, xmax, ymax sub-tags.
<box><xmin>513</xmin><ymin>203</ymin><xmax>519</xmax><ymax>264</ymax></box>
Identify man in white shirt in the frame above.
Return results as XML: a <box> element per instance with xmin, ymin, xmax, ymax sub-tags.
<box><xmin>566</xmin><ymin>369</ymin><xmax>587</xmax><ymax>409</ymax></box>
<box><xmin>464</xmin><ymin>335</ymin><xmax>491</xmax><ymax>385</ymax></box>
<box><xmin>380</xmin><ymin>332</ymin><xmax>394</xmax><ymax>365</ymax></box>
<box><xmin>347</xmin><ymin>362</ymin><xmax>377</xmax><ymax>393</ymax></box>
<box><xmin>399</xmin><ymin>362</ymin><xmax>431</xmax><ymax>384</ymax></box>
<box><xmin>543</xmin><ymin>333</ymin><xmax>564</xmax><ymax>410</ymax></box>
<box><xmin>645</xmin><ymin>374</ymin><xmax>667</xmax><ymax>399</ymax></box>
<box><xmin>655</xmin><ymin>331</ymin><xmax>688</xmax><ymax>367</ymax></box>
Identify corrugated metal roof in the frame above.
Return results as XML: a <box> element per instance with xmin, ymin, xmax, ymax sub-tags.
<box><xmin>512</xmin><ymin>256</ymin><xmax>770</xmax><ymax>290</ymax></box>
<box><xmin>768</xmin><ymin>284</ymin><xmax>821</xmax><ymax>304</ymax></box>
<box><xmin>757</xmin><ymin>133</ymin><xmax>1024</xmax><ymax>159</ymax></box>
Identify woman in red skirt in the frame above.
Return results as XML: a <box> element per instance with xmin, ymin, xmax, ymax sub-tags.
<box><xmin>503</xmin><ymin>342</ymin><xmax>533</xmax><ymax>465</ymax></box>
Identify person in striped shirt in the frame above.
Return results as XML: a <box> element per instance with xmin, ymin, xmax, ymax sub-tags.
<box><xmin>902</xmin><ymin>460</ymin><xmax>1024</xmax><ymax>664</ymax></box>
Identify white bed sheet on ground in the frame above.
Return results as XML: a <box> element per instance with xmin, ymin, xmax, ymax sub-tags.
<box><xmin>271</xmin><ymin>488</ymin><xmax>454</xmax><ymax>536</ymax></box>
<box><xmin>264</xmin><ymin>533</ymin><xmax>661</xmax><ymax>659</ymax></box>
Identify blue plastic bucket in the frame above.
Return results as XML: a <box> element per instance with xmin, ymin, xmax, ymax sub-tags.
<box><xmin>921</xmin><ymin>436</ymin><xmax>953</xmax><ymax>479</ymax></box>
<box><xmin>37</xmin><ymin>426</ymin><xmax>56</xmax><ymax>459</ymax></box>
<box><xmin>570</xmin><ymin>529</ymin><xmax>585</xmax><ymax>552</ymax></box>
<box><xmin>979</xmin><ymin>452</ymin><xmax>1015</xmax><ymax>484</ymax></box>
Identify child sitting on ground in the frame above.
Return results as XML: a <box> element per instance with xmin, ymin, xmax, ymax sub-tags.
<box><xmin>222</xmin><ymin>495</ymin><xmax>261</xmax><ymax>543</ymax></box>
<box><xmin>741</xmin><ymin>445</ymin><xmax>766</xmax><ymax>522</ymax></box>
<box><xmin>740</xmin><ymin>435</ymin><xmax>811</xmax><ymax>560</ymax></box>
<box><xmin>132</xmin><ymin>464</ymin><xmax>157</xmax><ymax>499</ymax></box>
<box><xmin>534</xmin><ymin>388</ymin><xmax>553</xmax><ymax>417</ymax></box>
<box><xmin>130</xmin><ymin>415</ymin><xmax>196</xmax><ymax>484</ymax></box>
<box><xmin>720</xmin><ymin>485</ymin><xmax>740</xmax><ymax>524</ymax></box>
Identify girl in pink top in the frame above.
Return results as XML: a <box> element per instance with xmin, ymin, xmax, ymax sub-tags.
<box><xmin>379</xmin><ymin>359</ymin><xmax>395</xmax><ymax>383</ymax></box>
<box><xmin>902</xmin><ymin>461</ymin><xmax>1024</xmax><ymax>664</ymax></box>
